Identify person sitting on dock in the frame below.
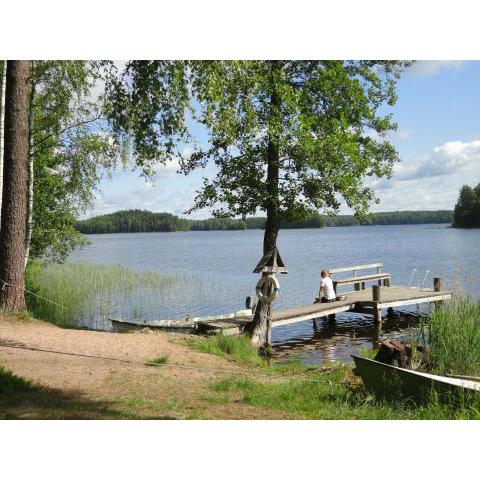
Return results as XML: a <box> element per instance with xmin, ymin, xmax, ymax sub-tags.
<box><xmin>319</xmin><ymin>269</ymin><xmax>336</xmax><ymax>321</ymax></box>
<box><xmin>319</xmin><ymin>270</ymin><xmax>336</xmax><ymax>304</ymax></box>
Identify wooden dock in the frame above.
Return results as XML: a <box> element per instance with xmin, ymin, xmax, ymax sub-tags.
<box><xmin>111</xmin><ymin>263</ymin><xmax>452</xmax><ymax>336</ymax></box>
<box><xmin>271</xmin><ymin>285</ymin><xmax>451</xmax><ymax>327</ymax></box>
<box><xmin>195</xmin><ymin>285</ymin><xmax>451</xmax><ymax>335</ymax></box>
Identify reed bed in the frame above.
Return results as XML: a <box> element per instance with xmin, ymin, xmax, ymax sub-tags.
<box><xmin>426</xmin><ymin>297</ymin><xmax>480</xmax><ymax>376</ymax></box>
<box><xmin>25</xmin><ymin>261</ymin><xmax>181</xmax><ymax>329</ymax></box>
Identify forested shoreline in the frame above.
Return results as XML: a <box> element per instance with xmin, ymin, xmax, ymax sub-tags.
<box><xmin>75</xmin><ymin>209</ymin><xmax>454</xmax><ymax>234</ymax></box>
<box><xmin>453</xmin><ymin>183</ymin><xmax>480</xmax><ymax>228</ymax></box>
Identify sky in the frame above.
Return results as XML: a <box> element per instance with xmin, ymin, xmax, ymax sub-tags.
<box><xmin>88</xmin><ymin>60</ymin><xmax>480</xmax><ymax>220</ymax></box>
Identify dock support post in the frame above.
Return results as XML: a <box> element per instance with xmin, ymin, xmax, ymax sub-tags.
<box><xmin>433</xmin><ymin>277</ymin><xmax>444</xmax><ymax>308</ymax></box>
<box><xmin>372</xmin><ymin>285</ymin><xmax>382</xmax><ymax>325</ymax></box>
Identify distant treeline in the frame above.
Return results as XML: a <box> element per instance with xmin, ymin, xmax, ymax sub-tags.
<box><xmin>453</xmin><ymin>183</ymin><xmax>480</xmax><ymax>228</ymax></box>
<box><xmin>76</xmin><ymin>209</ymin><xmax>454</xmax><ymax>234</ymax></box>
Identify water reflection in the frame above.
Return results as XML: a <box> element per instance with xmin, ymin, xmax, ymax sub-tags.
<box><xmin>271</xmin><ymin>308</ymin><xmax>426</xmax><ymax>365</ymax></box>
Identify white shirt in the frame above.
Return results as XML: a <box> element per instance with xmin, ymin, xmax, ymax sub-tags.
<box><xmin>320</xmin><ymin>276</ymin><xmax>336</xmax><ymax>300</ymax></box>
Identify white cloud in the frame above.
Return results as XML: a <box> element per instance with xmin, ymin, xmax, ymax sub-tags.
<box><xmin>364</xmin><ymin>138</ymin><xmax>480</xmax><ymax>212</ymax></box>
<box><xmin>406</xmin><ymin>60</ymin><xmax>465</xmax><ymax>77</ymax></box>
<box><xmin>394</xmin><ymin>139</ymin><xmax>480</xmax><ymax>181</ymax></box>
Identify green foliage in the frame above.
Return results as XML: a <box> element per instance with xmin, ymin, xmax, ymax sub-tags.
<box><xmin>30</xmin><ymin>61</ymin><xmax>127</xmax><ymax>261</ymax></box>
<box><xmin>76</xmin><ymin>209</ymin><xmax>190</xmax><ymax>234</ymax></box>
<box><xmin>75</xmin><ymin>208</ymin><xmax>452</xmax><ymax>234</ymax></box>
<box><xmin>186</xmin><ymin>333</ymin><xmax>266</xmax><ymax>366</ymax></box>
<box><xmin>427</xmin><ymin>298</ymin><xmax>480</xmax><ymax>376</ymax></box>
<box><xmin>453</xmin><ymin>183</ymin><xmax>480</xmax><ymax>228</ymax></box>
<box><xmin>25</xmin><ymin>260</ymin><xmax>179</xmax><ymax>328</ymax></box>
<box><xmin>324</xmin><ymin>210</ymin><xmax>453</xmax><ymax>226</ymax></box>
<box><xmin>190</xmin><ymin>217</ymin><xmax>247</xmax><ymax>231</ymax></box>
<box><xmin>105</xmin><ymin>61</ymin><xmax>412</xmax><ymax>224</ymax></box>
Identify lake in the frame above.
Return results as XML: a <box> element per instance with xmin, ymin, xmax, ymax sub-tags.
<box><xmin>69</xmin><ymin>224</ymin><xmax>480</xmax><ymax>365</ymax></box>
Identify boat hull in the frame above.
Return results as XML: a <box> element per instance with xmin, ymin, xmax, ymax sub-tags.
<box><xmin>110</xmin><ymin>318</ymin><xmax>197</xmax><ymax>333</ymax></box>
<box><xmin>352</xmin><ymin>355</ymin><xmax>480</xmax><ymax>403</ymax></box>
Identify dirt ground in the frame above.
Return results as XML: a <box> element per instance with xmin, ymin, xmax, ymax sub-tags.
<box><xmin>0</xmin><ymin>315</ymin><xmax>284</xmax><ymax>419</ymax></box>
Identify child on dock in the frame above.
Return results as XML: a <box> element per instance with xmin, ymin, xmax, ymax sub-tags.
<box><xmin>319</xmin><ymin>270</ymin><xmax>336</xmax><ymax>303</ymax></box>
<box><xmin>318</xmin><ymin>269</ymin><xmax>336</xmax><ymax>321</ymax></box>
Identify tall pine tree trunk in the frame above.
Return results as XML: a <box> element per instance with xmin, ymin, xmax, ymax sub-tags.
<box><xmin>0</xmin><ymin>60</ymin><xmax>7</xmax><ymax>227</ymax></box>
<box><xmin>24</xmin><ymin>61</ymin><xmax>35</xmax><ymax>267</ymax></box>
<box><xmin>246</xmin><ymin>62</ymin><xmax>281</xmax><ymax>349</ymax></box>
<box><xmin>0</xmin><ymin>61</ymin><xmax>32</xmax><ymax>312</ymax></box>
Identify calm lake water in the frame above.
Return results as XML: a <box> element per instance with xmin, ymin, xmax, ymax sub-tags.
<box><xmin>69</xmin><ymin>224</ymin><xmax>480</xmax><ymax>365</ymax></box>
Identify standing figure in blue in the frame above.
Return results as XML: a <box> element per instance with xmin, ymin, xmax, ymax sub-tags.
<box><xmin>319</xmin><ymin>269</ymin><xmax>336</xmax><ymax>321</ymax></box>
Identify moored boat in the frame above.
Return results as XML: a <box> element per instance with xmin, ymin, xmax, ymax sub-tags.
<box><xmin>352</xmin><ymin>355</ymin><xmax>480</xmax><ymax>402</ymax></box>
<box><xmin>110</xmin><ymin>308</ymin><xmax>253</xmax><ymax>334</ymax></box>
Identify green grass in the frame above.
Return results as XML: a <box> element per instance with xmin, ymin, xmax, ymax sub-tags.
<box><xmin>148</xmin><ymin>354</ymin><xmax>169</xmax><ymax>365</ymax></box>
<box><xmin>186</xmin><ymin>333</ymin><xmax>267</xmax><ymax>366</ymax></box>
<box><xmin>24</xmin><ymin>260</ymin><xmax>180</xmax><ymax>328</ymax></box>
<box><xmin>184</xmin><ymin>330</ymin><xmax>480</xmax><ymax>419</ymax></box>
<box><xmin>207</xmin><ymin>366</ymin><xmax>480</xmax><ymax>419</ymax></box>
<box><xmin>426</xmin><ymin>297</ymin><xmax>480</xmax><ymax>376</ymax></box>
<box><xmin>0</xmin><ymin>365</ymin><xmax>38</xmax><ymax>396</ymax></box>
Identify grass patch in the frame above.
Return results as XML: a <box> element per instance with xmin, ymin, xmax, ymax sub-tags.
<box><xmin>186</xmin><ymin>333</ymin><xmax>266</xmax><ymax>366</ymax></box>
<box><xmin>0</xmin><ymin>365</ymin><xmax>38</xmax><ymax>396</ymax></box>
<box><xmin>426</xmin><ymin>297</ymin><xmax>480</xmax><ymax>376</ymax></box>
<box><xmin>25</xmin><ymin>260</ymin><xmax>180</xmax><ymax>328</ymax></box>
<box><xmin>208</xmin><ymin>365</ymin><xmax>480</xmax><ymax>420</ymax></box>
<box><xmin>148</xmin><ymin>354</ymin><xmax>169</xmax><ymax>365</ymax></box>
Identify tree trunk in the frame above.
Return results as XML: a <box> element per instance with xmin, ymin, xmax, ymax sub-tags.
<box><xmin>24</xmin><ymin>61</ymin><xmax>35</xmax><ymax>267</ymax></box>
<box><xmin>246</xmin><ymin>63</ymin><xmax>281</xmax><ymax>349</ymax></box>
<box><xmin>0</xmin><ymin>60</ymin><xmax>7</xmax><ymax>228</ymax></box>
<box><xmin>0</xmin><ymin>61</ymin><xmax>32</xmax><ymax>312</ymax></box>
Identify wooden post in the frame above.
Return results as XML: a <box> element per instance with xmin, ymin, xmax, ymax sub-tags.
<box><xmin>372</xmin><ymin>284</ymin><xmax>382</xmax><ymax>325</ymax></box>
<box><xmin>433</xmin><ymin>277</ymin><xmax>443</xmax><ymax>308</ymax></box>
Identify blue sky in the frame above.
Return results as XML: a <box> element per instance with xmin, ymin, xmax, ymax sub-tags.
<box><xmin>89</xmin><ymin>60</ymin><xmax>480</xmax><ymax>219</ymax></box>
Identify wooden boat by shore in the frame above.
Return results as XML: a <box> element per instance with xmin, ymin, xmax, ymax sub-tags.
<box><xmin>352</xmin><ymin>355</ymin><xmax>480</xmax><ymax>402</ymax></box>
<box><xmin>110</xmin><ymin>309</ymin><xmax>253</xmax><ymax>335</ymax></box>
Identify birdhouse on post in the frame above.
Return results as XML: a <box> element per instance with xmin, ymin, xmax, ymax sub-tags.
<box><xmin>253</xmin><ymin>247</ymin><xmax>288</xmax><ymax>275</ymax></box>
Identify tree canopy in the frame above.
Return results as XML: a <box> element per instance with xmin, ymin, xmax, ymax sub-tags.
<box><xmin>106</xmin><ymin>61</ymin><xmax>411</xmax><ymax>221</ymax></box>
<box><xmin>29</xmin><ymin>61</ymin><xmax>126</xmax><ymax>261</ymax></box>
<box><xmin>453</xmin><ymin>183</ymin><xmax>480</xmax><ymax>228</ymax></box>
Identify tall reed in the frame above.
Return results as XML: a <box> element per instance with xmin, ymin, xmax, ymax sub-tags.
<box><xmin>427</xmin><ymin>297</ymin><xmax>480</xmax><ymax>376</ymax></box>
<box><xmin>25</xmin><ymin>261</ymin><xmax>180</xmax><ymax>329</ymax></box>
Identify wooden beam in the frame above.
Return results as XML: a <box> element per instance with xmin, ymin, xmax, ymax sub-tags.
<box><xmin>272</xmin><ymin>304</ymin><xmax>355</xmax><ymax>327</ymax></box>
<box><xmin>334</xmin><ymin>273</ymin><xmax>390</xmax><ymax>286</ymax></box>
<box><xmin>329</xmin><ymin>263</ymin><xmax>383</xmax><ymax>274</ymax></box>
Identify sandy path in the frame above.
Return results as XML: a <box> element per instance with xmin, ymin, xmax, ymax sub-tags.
<box><xmin>0</xmin><ymin>315</ymin><xmax>282</xmax><ymax>419</ymax></box>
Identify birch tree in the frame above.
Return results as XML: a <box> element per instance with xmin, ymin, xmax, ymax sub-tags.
<box><xmin>105</xmin><ymin>60</ymin><xmax>411</xmax><ymax>349</ymax></box>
